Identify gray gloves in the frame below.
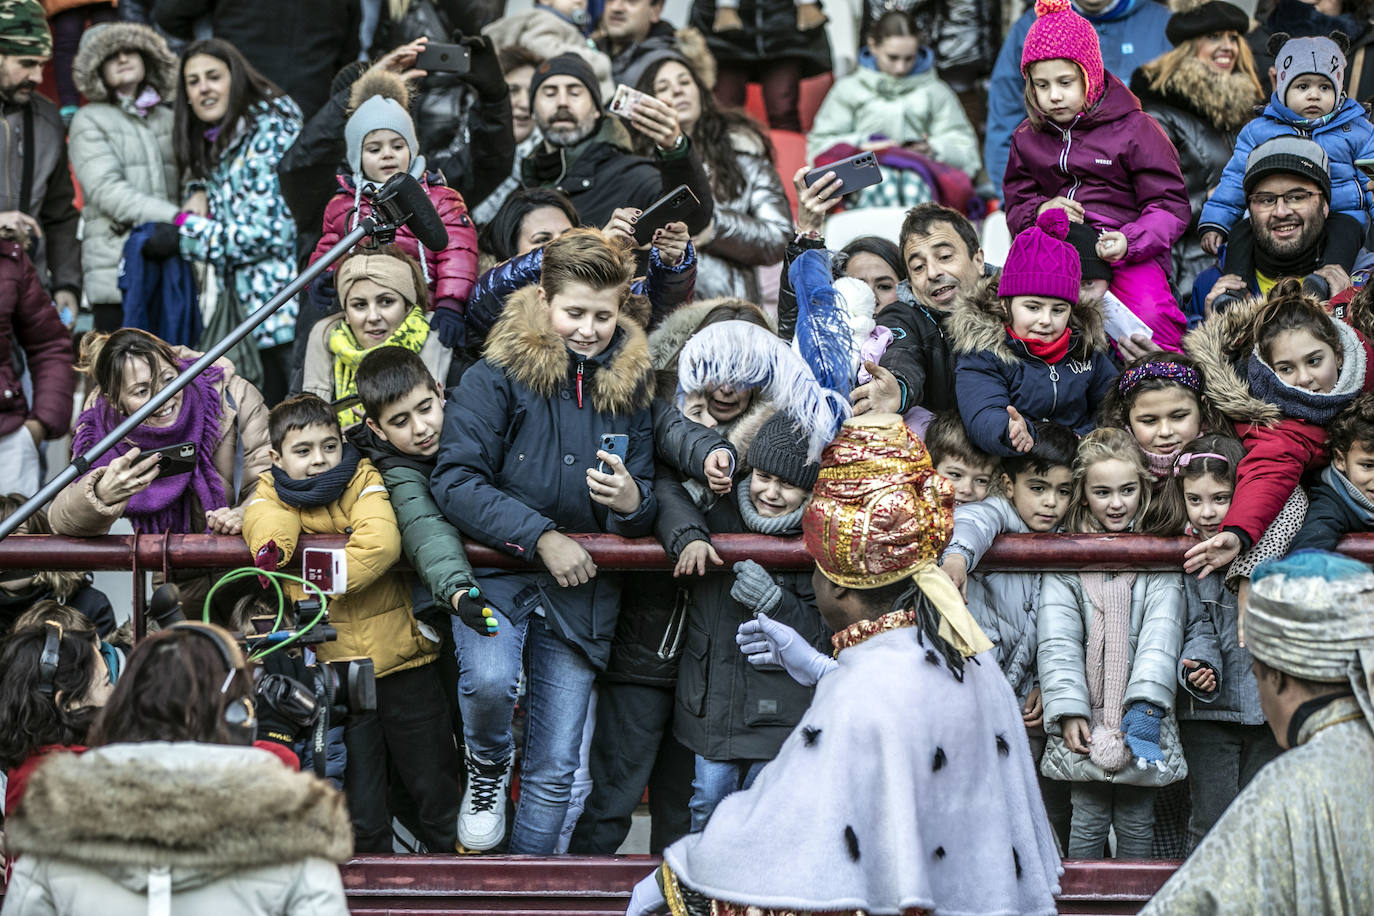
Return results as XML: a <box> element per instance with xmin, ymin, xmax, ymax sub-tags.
<box><xmin>730</xmin><ymin>559</ymin><xmax>782</xmax><ymax>615</ymax></box>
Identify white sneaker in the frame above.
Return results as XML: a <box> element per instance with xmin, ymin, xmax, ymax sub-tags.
<box><xmin>458</xmin><ymin>753</ymin><xmax>511</xmax><ymax>851</ymax></box>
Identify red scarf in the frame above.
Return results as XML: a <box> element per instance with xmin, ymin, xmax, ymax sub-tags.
<box><xmin>1007</xmin><ymin>327</ymin><xmax>1071</xmax><ymax>364</ymax></box>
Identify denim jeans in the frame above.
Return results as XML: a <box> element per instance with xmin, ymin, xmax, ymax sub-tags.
<box><xmin>452</xmin><ymin>606</ymin><xmax>528</xmax><ymax>763</ymax></box>
<box><xmin>1180</xmin><ymin>720</ymin><xmax>1281</xmax><ymax>852</ymax></box>
<box><xmin>1068</xmin><ymin>782</ymin><xmax>1157</xmax><ymax>859</ymax></box>
<box><xmin>689</xmin><ymin>757</ymin><xmax>766</xmax><ymax>832</ymax></box>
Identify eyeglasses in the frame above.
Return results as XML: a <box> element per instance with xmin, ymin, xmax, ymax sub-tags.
<box><xmin>1247</xmin><ymin>190</ymin><xmax>1320</xmax><ymax>210</ymax></box>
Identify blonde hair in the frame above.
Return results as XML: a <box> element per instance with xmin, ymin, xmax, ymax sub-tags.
<box><xmin>1137</xmin><ymin>36</ymin><xmax>1263</xmax><ymax>131</ymax></box>
<box><xmin>1065</xmin><ymin>428</ymin><xmax>1156</xmax><ymax>534</ymax></box>
<box><xmin>1022</xmin><ymin>58</ymin><xmax>1091</xmax><ymax>130</ymax></box>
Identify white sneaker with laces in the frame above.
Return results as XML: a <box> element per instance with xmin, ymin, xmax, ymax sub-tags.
<box><xmin>458</xmin><ymin>753</ymin><xmax>512</xmax><ymax>851</ymax></box>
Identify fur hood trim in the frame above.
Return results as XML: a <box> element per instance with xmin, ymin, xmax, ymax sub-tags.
<box><xmin>725</xmin><ymin>401</ymin><xmax>776</xmax><ymax>458</ymax></box>
<box><xmin>6</xmin><ymin>743</ymin><xmax>352</xmax><ymax>870</ymax></box>
<box><xmin>1184</xmin><ymin>293</ymin><xmax>1283</xmax><ymax>425</ymax></box>
<box><xmin>72</xmin><ymin>22</ymin><xmax>178</xmax><ymax>103</ymax></box>
<box><xmin>1132</xmin><ymin>56</ymin><xmax>1262</xmax><ymax>133</ymax></box>
<box><xmin>947</xmin><ymin>273</ymin><xmax>1107</xmax><ymax>362</ymax></box>
<box><xmin>675</xmin><ymin>27</ymin><xmax>717</xmax><ymax>90</ymax></box>
<box><xmin>348</xmin><ymin>68</ymin><xmax>410</xmax><ymax>114</ymax></box>
<box><xmin>647</xmin><ymin>298</ymin><xmax>776</xmax><ymax>370</ymax></box>
<box><xmin>485</xmin><ymin>285</ymin><xmax>655</xmax><ymax>415</ymax></box>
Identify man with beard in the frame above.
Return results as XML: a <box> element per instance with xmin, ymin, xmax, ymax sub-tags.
<box><xmin>1192</xmin><ymin>136</ymin><xmax>1364</xmax><ymax>321</ymax></box>
<box><xmin>520</xmin><ymin>53</ymin><xmax>713</xmax><ymax>237</ymax></box>
<box><xmin>0</xmin><ymin>0</ymin><xmax>80</xmax><ymax>325</ymax></box>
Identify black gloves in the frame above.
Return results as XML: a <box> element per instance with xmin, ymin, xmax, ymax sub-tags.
<box><xmin>432</xmin><ymin>305</ymin><xmax>467</xmax><ymax>350</ymax></box>
<box><xmin>452</xmin><ymin>586</ymin><xmax>500</xmax><ymax>638</ymax></box>
<box><xmin>141</xmin><ymin>222</ymin><xmax>180</xmax><ymax>260</ymax></box>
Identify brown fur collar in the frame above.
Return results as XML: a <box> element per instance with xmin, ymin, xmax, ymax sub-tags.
<box><xmin>6</xmin><ymin>743</ymin><xmax>352</xmax><ymax>868</ymax></box>
<box><xmin>1183</xmin><ymin>293</ymin><xmax>1284</xmax><ymax>426</ymax></box>
<box><xmin>1135</xmin><ymin>55</ymin><xmax>1262</xmax><ymax>134</ymax></box>
<box><xmin>947</xmin><ymin>272</ymin><xmax>1107</xmax><ymax>363</ymax></box>
<box><xmin>484</xmin><ymin>285</ymin><xmax>655</xmax><ymax>415</ymax></box>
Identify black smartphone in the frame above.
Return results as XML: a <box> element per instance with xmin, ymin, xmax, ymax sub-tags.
<box><xmin>415</xmin><ymin>41</ymin><xmax>471</xmax><ymax>74</ymax></box>
<box><xmin>633</xmin><ymin>184</ymin><xmax>700</xmax><ymax>246</ymax></box>
<box><xmin>598</xmin><ymin>433</ymin><xmax>629</xmax><ymax>474</ymax></box>
<box><xmin>804</xmin><ymin>151</ymin><xmax>884</xmax><ymax>196</ymax></box>
<box><xmin>144</xmin><ymin>441</ymin><xmax>197</xmax><ymax>479</ymax></box>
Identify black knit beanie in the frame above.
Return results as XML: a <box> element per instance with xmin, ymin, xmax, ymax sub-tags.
<box><xmin>529</xmin><ymin>52</ymin><xmax>602</xmax><ymax>111</ymax></box>
<box><xmin>1066</xmin><ymin>222</ymin><xmax>1113</xmax><ymax>285</ymax></box>
<box><xmin>748</xmin><ymin>412</ymin><xmax>820</xmax><ymax>490</ymax></box>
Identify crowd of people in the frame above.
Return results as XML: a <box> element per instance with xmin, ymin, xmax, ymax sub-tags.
<box><xmin>1</xmin><ymin>0</ymin><xmax>1374</xmax><ymax>911</ymax></box>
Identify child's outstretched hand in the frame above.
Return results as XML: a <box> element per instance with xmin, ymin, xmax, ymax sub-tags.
<box><xmin>1006</xmin><ymin>406</ymin><xmax>1034</xmax><ymax>453</ymax></box>
<box><xmin>675</xmin><ymin>538</ymin><xmax>723</xmax><ymax>577</ymax></box>
<box><xmin>537</xmin><ymin>530</ymin><xmax>597</xmax><ymax>588</ymax></box>
<box><xmin>940</xmin><ymin>553</ymin><xmax>968</xmax><ymax>597</ymax></box>
<box><xmin>1184</xmin><ymin>530</ymin><xmax>1242</xmax><ymax>578</ymax></box>
<box><xmin>703</xmin><ymin>447</ymin><xmax>733</xmax><ymax>494</ymax></box>
<box><xmin>588</xmin><ymin>451</ymin><xmax>643</xmax><ymax>515</ymax></box>
<box><xmin>1200</xmin><ymin>230</ymin><xmax>1223</xmax><ymax>256</ymax></box>
<box><xmin>1095</xmin><ymin>231</ymin><xmax>1127</xmax><ymax>263</ymax></box>
<box><xmin>1181</xmin><ymin>658</ymin><xmax>1218</xmax><ymax>693</ymax></box>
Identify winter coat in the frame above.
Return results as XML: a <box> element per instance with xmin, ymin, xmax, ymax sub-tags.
<box><xmin>596</xmin><ymin>19</ymin><xmax>682</xmax><ymax>87</ymax></box>
<box><xmin>49</xmin><ymin>348</ymin><xmax>270</xmax><ymax>537</ymax></box>
<box><xmin>0</xmin><ymin>742</ymin><xmax>351</xmax><ymax>916</ymax></box>
<box><xmin>1199</xmin><ymin>96</ymin><xmax>1374</xmax><ymax>238</ymax></box>
<box><xmin>0</xmin><ymin>93</ymin><xmax>81</xmax><ymax>295</ymax></box>
<box><xmin>119</xmin><ymin>224</ymin><xmax>200</xmax><ymax>347</ymax></box>
<box><xmin>430</xmin><ymin>285</ymin><xmax>658</xmax><ymax>669</ymax></box>
<box><xmin>949</xmin><ymin>275</ymin><xmax>1118</xmax><ymax>456</ymax></box>
<box><xmin>687</xmin><ymin>0</ymin><xmax>831</xmax><ymax>77</ymax></box>
<box><xmin>483</xmin><ymin>8</ymin><xmax>615</xmax><ymax>100</ymax></box>
<box><xmin>519</xmin><ymin>115</ymin><xmax>715</xmax><ymax>238</ymax></box>
<box><xmin>1186</xmin><ymin>292</ymin><xmax>1374</xmax><ymax>547</ymax></box>
<box><xmin>1003</xmin><ymin>72</ymin><xmax>1191</xmax><ymax>281</ymax></box>
<box><xmin>807</xmin><ymin>48</ymin><xmax>981</xmax><ymax>179</ymax></box>
<box><xmin>1249</xmin><ymin>0</ymin><xmax>1374</xmax><ymax>107</ymax></box>
<box><xmin>1177</xmin><ymin>572</ymin><xmax>1265</xmax><ymax>725</ymax></box>
<box><xmin>942</xmin><ymin>495</ymin><xmax>1042</xmax><ymax>703</ymax></box>
<box><xmin>244</xmin><ymin>458</ymin><xmax>439</xmax><ymax>678</ymax></box>
<box><xmin>864</xmin><ymin>0</ymin><xmax>1000</xmax><ymax>90</ymax></box>
<box><xmin>155</xmin><ymin>0</ymin><xmax>360</xmax><ymax>120</ymax></box>
<box><xmin>178</xmin><ymin>97</ymin><xmax>302</xmax><ymax>350</ymax></box>
<box><xmin>1291</xmin><ymin>465</ymin><xmax>1374</xmax><ymax>552</ymax></box>
<box><xmin>68</xmin><ymin>24</ymin><xmax>180</xmax><ymax>307</ymax></box>
<box><xmin>300</xmin><ymin>314</ymin><xmax>456</xmax><ymax>410</ymax></box>
<box><xmin>0</xmin><ymin>240</ymin><xmax>73</xmax><ymax>440</ymax></box>
<box><xmin>695</xmin><ymin>127</ymin><xmax>791</xmax><ymax>302</ymax></box>
<box><xmin>985</xmin><ymin>0</ymin><xmax>1173</xmax><ymax>198</ymax></box>
<box><xmin>0</xmin><ymin>578</ymin><xmax>115</xmax><ymax>636</ymax></box>
<box><xmin>311</xmin><ymin>170</ymin><xmax>478</xmax><ymax>310</ymax></box>
<box><xmin>1037</xmin><ymin>570</ymin><xmax>1188</xmax><ymax>787</ymax></box>
<box><xmin>1129</xmin><ymin>58</ymin><xmax>1260</xmax><ymax>304</ymax></box>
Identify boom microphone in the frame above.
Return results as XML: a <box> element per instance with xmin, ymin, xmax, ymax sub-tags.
<box><xmin>371</xmin><ymin>172</ymin><xmax>450</xmax><ymax>252</ymax></box>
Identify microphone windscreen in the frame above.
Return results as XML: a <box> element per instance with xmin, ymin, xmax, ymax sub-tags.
<box><xmin>377</xmin><ymin>172</ymin><xmax>450</xmax><ymax>252</ymax></box>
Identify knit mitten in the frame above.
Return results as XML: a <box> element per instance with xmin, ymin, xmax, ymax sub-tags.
<box><xmin>433</xmin><ymin>306</ymin><xmax>466</xmax><ymax>350</ymax></box>
<box><xmin>730</xmin><ymin>559</ymin><xmax>782</xmax><ymax>615</ymax></box>
<box><xmin>1121</xmin><ymin>701</ymin><xmax>1165</xmax><ymax>764</ymax></box>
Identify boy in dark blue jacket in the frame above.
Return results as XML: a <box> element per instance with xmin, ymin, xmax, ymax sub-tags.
<box><xmin>1292</xmin><ymin>392</ymin><xmax>1374</xmax><ymax>552</ymax></box>
<box><xmin>430</xmin><ymin>228</ymin><xmax>657</xmax><ymax>855</ymax></box>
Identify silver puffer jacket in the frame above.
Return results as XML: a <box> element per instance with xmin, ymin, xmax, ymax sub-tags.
<box><xmin>693</xmin><ymin>128</ymin><xmax>791</xmax><ymax>303</ymax></box>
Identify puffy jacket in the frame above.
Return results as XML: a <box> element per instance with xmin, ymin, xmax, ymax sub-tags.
<box><xmin>597</xmin><ymin>19</ymin><xmax>682</xmax><ymax>87</ymax></box>
<box><xmin>1199</xmin><ymin>96</ymin><xmax>1374</xmax><ymax>239</ymax></box>
<box><xmin>949</xmin><ymin>277</ymin><xmax>1117</xmax><ymax>456</ymax></box>
<box><xmin>1291</xmin><ymin>467</ymin><xmax>1374</xmax><ymax>553</ymax></box>
<box><xmin>1177</xmin><ymin>572</ymin><xmax>1265</xmax><ymax>725</ymax></box>
<box><xmin>864</xmin><ymin>0</ymin><xmax>1000</xmax><ymax>90</ymax></box>
<box><xmin>178</xmin><ymin>97</ymin><xmax>302</xmax><ymax>350</ymax></box>
<box><xmin>694</xmin><ymin>128</ymin><xmax>791</xmax><ymax>301</ymax></box>
<box><xmin>0</xmin><ymin>93</ymin><xmax>81</xmax><ymax>295</ymax></box>
<box><xmin>244</xmin><ymin>458</ymin><xmax>439</xmax><ymax>678</ymax></box>
<box><xmin>67</xmin><ymin>24</ymin><xmax>180</xmax><ymax>306</ymax></box>
<box><xmin>0</xmin><ymin>742</ymin><xmax>351</xmax><ymax>916</ymax></box>
<box><xmin>311</xmin><ymin>170</ymin><xmax>478</xmax><ymax>310</ymax></box>
<box><xmin>687</xmin><ymin>0</ymin><xmax>831</xmax><ymax>77</ymax></box>
<box><xmin>1129</xmin><ymin>58</ymin><xmax>1260</xmax><ymax>305</ymax></box>
<box><xmin>0</xmin><ymin>579</ymin><xmax>114</xmax><ymax>636</ymax></box>
<box><xmin>0</xmin><ymin>240</ymin><xmax>73</xmax><ymax>440</ymax></box>
<box><xmin>430</xmin><ymin>285</ymin><xmax>658</xmax><ymax>669</ymax></box>
<box><xmin>1249</xmin><ymin>0</ymin><xmax>1374</xmax><ymax>106</ymax></box>
<box><xmin>1037</xmin><ymin>570</ymin><xmax>1187</xmax><ymax>786</ymax></box>
<box><xmin>1003</xmin><ymin>73</ymin><xmax>1191</xmax><ymax>280</ymax></box>
<box><xmin>942</xmin><ymin>496</ymin><xmax>1041</xmax><ymax>703</ymax></box>
<box><xmin>985</xmin><ymin>0</ymin><xmax>1173</xmax><ymax>198</ymax></box>
<box><xmin>49</xmin><ymin>347</ymin><xmax>269</xmax><ymax>537</ymax></box>
<box><xmin>808</xmin><ymin>48</ymin><xmax>980</xmax><ymax>179</ymax></box>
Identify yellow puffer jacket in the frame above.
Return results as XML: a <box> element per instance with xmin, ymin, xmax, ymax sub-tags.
<box><xmin>243</xmin><ymin>458</ymin><xmax>437</xmax><ymax>678</ymax></box>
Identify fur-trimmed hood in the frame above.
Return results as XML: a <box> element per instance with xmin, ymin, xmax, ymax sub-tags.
<box><xmin>484</xmin><ymin>285</ymin><xmax>655</xmax><ymax>416</ymax></box>
<box><xmin>73</xmin><ymin>22</ymin><xmax>178</xmax><ymax>103</ymax></box>
<box><xmin>5</xmin><ymin>742</ymin><xmax>352</xmax><ymax>888</ymax></box>
<box><xmin>947</xmin><ymin>272</ymin><xmax>1108</xmax><ymax>362</ymax></box>
<box><xmin>1131</xmin><ymin>55</ymin><xmax>1263</xmax><ymax>134</ymax></box>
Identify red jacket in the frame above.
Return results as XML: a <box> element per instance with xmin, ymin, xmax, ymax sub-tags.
<box><xmin>0</xmin><ymin>240</ymin><xmax>73</xmax><ymax>440</ymax></box>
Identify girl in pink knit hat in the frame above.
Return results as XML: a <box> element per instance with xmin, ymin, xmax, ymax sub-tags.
<box><xmin>1002</xmin><ymin>0</ymin><xmax>1193</xmax><ymax>354</ymax></box>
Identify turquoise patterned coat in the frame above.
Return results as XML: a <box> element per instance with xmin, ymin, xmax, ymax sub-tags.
<box><xmin>180</xmin><ymin>97</ymin><xmax>302</xmax><ymax>349</ymax></box>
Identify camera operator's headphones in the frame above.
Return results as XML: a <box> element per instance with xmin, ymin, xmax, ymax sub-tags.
<box><xmin>37</xmin><ymin>621</ymin><xmax>63</xmax><ymax>698</ymax></box>
<box><xmin>170</xmin><ymin>622</ymin><xmax>257</xmax><ymax>746</ymax></box>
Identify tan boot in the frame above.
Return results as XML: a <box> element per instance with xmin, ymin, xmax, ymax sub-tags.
<box><xmin>713</xmin><ymin>6</ymin><xmax>744</xmax><ymax>32</ymax></box>
<box><xmin>796</xmin><ymin>2</ymin><xmax>828</xmax><ymax>31</ymax></box>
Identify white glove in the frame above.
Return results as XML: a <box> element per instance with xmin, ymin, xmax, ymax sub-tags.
<box><xmin>735</xmin><ymin>614</ymin><xmax>837</xmax><ymax>686</ymax></box>
<box><xmin>626</xmin><ymin>871</ymin><xmax>668</xmax><ymax>916</ymax></box>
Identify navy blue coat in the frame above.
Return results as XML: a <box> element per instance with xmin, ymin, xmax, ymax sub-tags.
<box><xmin>430</xmin><ymin>285</ymin><xmax>658</xmax><ymax>668</ymax></box>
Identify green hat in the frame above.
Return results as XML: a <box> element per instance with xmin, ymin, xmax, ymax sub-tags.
<box><xmin>0</xmin><ymin>0</ymin><xmax>51</xmax><ymax>58</ymax></box>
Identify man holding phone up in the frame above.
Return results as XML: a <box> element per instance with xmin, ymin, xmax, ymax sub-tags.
<box><xmin>520</xmin><ymin>53</ymin><xmax>714</xmax><ymax>242</ymax></box>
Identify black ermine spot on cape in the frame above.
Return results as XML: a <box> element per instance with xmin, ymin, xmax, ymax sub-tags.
<box><xmin>934</xmin><ymin>846</ymin><xmax>946</xmax><ymax>859</ymax></box>
<box><xmin>844</xmin><ymin>826</ymin><xmax>861</xmax><ymax>862</ymax></box>
<box><xmin>996</xmin><ymin>734</ymin><xmax>1010</xmax><ymax>756</ymax></box>
<box><xmin>802</xmin><ymin>726</ymin><xmax>821</xmax><ymax>746</ymax></box>
<box><xmin>932</xmin><ymin>747</ymin><xmax>946</xmax><ymax>771</ymax></box>
<box><xmin>1013</xmin><ymin>847</ymin><xmax>1023</xmax><ymax>879</ymax></box>
<box><xmin>925</xmin><ymin>649</ymin><xmax>940</xmax><ymax>665</ymax></box>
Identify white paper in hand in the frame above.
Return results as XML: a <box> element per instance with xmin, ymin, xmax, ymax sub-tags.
<box><xmin>1101</xmin><ymin>290</ymin><xmax>1154</xmax><ymax>346</ymax></box>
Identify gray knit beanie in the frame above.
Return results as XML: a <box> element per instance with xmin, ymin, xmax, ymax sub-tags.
<box><xmin>748</xmin><ymin>412</ymin><xmax>821</xmax><ymax>490</ymax></box>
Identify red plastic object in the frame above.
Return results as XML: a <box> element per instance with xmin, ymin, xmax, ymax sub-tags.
<box><xmin>769</xmin><ymin>130</ymin><xmax>809</xmax><ymax>219</ymax></box>
<box><xmin>744</xmin><ymin>72</ymin><xmax>834</xmax><ymax>133</ymax></box>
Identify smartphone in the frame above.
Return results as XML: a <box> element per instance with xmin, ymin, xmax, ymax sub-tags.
<box><xmin>1357</xmin><ymin>157</ymin><xmax>1374</xmax><ymax>181</ymax></box>
<box><xmin>609</xmin><ymin>83</ymin><xmax>651</xmax><ymax>119</ymax></box>
<box><xmin>144</xmin><ymin>441</ymin><xmax>197</xmax><ymax>479</ymax></box>
<box><xmin>633</xmin><ymin>184</ymin><xmax>700</xmax><ymax>246</ymax></box>
<box><xmin>804</xmin><ymin>151</ymin><xmax>884</xmax><ymax>196</ymax></box>
<box><xmin>598</xmin><ymin>433</ymin><xmax>629</xmax><ymax>475</ymax></box>
<box><xmin>415</xmin><ymin>41</ymin><xmax>471</xmax><ymax>74</ymax></box>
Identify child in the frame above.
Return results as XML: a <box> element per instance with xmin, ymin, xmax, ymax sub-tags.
<box><xmin>1003</xmin><ymin>0</ymin><xmax>1192</xmax><ymax>353</ymax></box>
<box><xmin>309</xmin><ymin>71</ymin><xmax>479</xmax><ymax>348</ymax></box>
<box><xmin>1150</xmin><ymin>434</ymin><xmax>1281</xmax><ymax>851</ymax></box>
<box><xmin>951</xmin><ymin>208</ymin><xmax>1117</xmax><ymax>457</ymax></box>
<box><xmin>0</xmin><ymin>495</ymin><xmax>115</xmax><ymax>637</ymax></box>
<box><xmin>1185</xmin><ymin>278</ymin><xmax>1374</xmax><ymax>577</ymax></box>
<box><xmin>1038</xmin><ymin>427</ymin><xmax>1187</xmax><ymax>859</ymax></box>
<box><xmin>430</xmin><ymin>229</ymin><xmax>658</xmax><ymax>856</ymax></box>
<box><xmin>924</xmin><ymin>411</ymin><xmax>997</xmax><ymax>507</ymax></box>
<box><xmin>243</xmin><ymin>393</ymin><xmax>459</xmax><ymax>854</ymax></box>
<box><xmin>1292</xmin><ymin>392</ymin><xmax>1374</xmax><ymax>551</ymax></box>
<box><xmin>1199</xmin><ymin>33</ymin><xmax>1374</xmax><ymax>256</ymax></box>
<box><xmin>657</xmin><ymin>410</ymin><xmax>831</xmax><ymax>830</ymax></box>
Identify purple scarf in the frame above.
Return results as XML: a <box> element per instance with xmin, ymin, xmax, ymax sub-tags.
<box><xmin>71</xmin><ymin>361</ymin><xmax>228</xmax><ymax>534</ymax></box>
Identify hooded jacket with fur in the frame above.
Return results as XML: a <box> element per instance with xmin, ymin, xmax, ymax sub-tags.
<box><xmin>430</xmin><ymin>285</ymin><xmax>658</xmax><ymax>668</ymax></box>
<box><xmin>950</xmin><ymin>276</ymin><xmax>1118</xmax><ymax>456</ymax></box>
<box><xmin>1186</xmin><ymin>291</ymin><xmax>1374</xmax><ymax>546</ymax></box>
